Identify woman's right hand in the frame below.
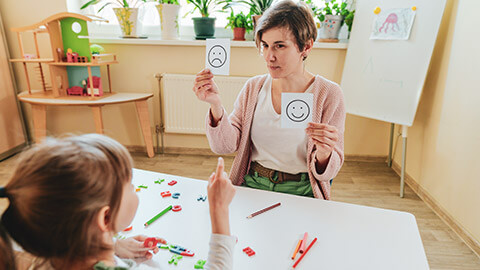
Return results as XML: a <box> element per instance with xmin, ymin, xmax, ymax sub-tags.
<box><xmin>193</xmin><ymin>69</ymin><xmax>221</xmax><ymax>106</ymax></box>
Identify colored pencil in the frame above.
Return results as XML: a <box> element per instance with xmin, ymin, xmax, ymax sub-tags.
<box><xmin>144</xmin><ymin>205</ymin><xmax>172</xmax><ymax>227</ymax></box>
<box><xmin>292</xmin><ymin>237</ymin><xmax>317</xmax><ymax>269</ymax></box>
<box><xmin>299</xmin><ymin>232</ymin><xmax>308</xmax><ymax>253</ymax></box>
<box><xmin>246</xmin><ymin>202</ymin><xmax>281</xmax><ymax>219</ymax></box>
<box><xmin>291</xmin><ymin>239</ymin><xmax>303</xmax><ymax>260</ymax></box>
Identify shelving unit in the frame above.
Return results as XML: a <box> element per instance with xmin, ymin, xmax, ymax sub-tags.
<box><xmin>10</xmin><ymin>12</ymin><xmax>155</xmax><ymax>157</ymax></box>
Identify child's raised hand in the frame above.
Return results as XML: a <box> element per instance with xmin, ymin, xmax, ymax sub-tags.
<box><xmin>207</xmin><ymin>157</ymin><xmax>236</xmax><ymax>235</ymax></box>
<box><xmin>114</xmin><ymin>235</ymin><xmax>166</xmax><ymax>259</ymax></box>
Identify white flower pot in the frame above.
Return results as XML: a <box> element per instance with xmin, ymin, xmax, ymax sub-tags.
<box><xmin>320</xmin><ymin>14</ymin><xmax>344</xmax><ymax>40</ymax></box>
<box><xmin>156</xmin><ymin>4</ymin><xmax>180</xmax><ymax>40</ymax></box>
<box><xmin>113</xmin><ymin>7</ymin><xmax>142</xmax><ymax>37</ymax></box>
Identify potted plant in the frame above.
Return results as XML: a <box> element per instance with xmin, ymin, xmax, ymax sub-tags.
<box><xmin>307</xmin><ymin>0</ymin><xmax>355</xmax><ymax>41</ymax></box>
<box><xmin>226</xmin><ymin>11</ymin><xmax>253</xmax><ymax>40</ymax></box>
<box><xmin>156</xmin><ymin>0</ymin><xmax>181</xmax><ymax>39</ymax></box>
<box><xmin>220</xmin><ymin>0</ymin><xmax>275</xmax><ymax>29</ymax></box>
<box><xmin>80</xmin><ymin>0</ymin><xmax>148</xmax><ymax>37</ymax></box>
<box><xmin>186</xmin><ymin>0</ymin><xmax>220</xmax><ymax>39</ymax></box>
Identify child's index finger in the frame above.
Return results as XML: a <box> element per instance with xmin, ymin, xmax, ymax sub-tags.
<box><xmin>215</xmin><ymin>157</ymin><xmax>224</xmax><ymax>178</ymax></box>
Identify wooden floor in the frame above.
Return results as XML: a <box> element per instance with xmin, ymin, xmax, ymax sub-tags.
<box><xmin>1</xmin><ymin>152</ymin><xmax>479</xmax><ymax>269</ymax></box>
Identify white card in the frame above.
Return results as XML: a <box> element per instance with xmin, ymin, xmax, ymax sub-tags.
<box><xmin>205</xmin><ymin>39</ymin><xmax>230</xmax><ymax>75</ymax></box>
<box><xmin>281</xmin><ymin>93</ymin><xmax>313</xmax><ymax>128</ymax></box>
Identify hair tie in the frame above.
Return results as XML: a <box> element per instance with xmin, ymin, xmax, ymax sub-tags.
<box><xmin>0</xmin><ymin>187</ymin><xmax>7</xmax><ymax>198</ymax></box>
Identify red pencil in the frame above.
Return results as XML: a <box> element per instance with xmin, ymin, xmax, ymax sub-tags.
<box><xmin>246</xmin><ymin>202</ymin><xmax>281</xmax><ymax>219</ymax></box>
<box><xmin>292</xmin><ymin>237</ymin><xmax>317</xmax><ymax>269</ymax></box>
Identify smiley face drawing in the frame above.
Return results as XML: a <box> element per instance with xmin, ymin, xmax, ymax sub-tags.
<box><xmin>208</xmin><ymin>45</ymin><xmax>227</xmax><ymax>68</ymax></box>
<box><xmin>286</xmin><ymin>99</ymin><xmax>310</xmax><ymax>122</ymax></box>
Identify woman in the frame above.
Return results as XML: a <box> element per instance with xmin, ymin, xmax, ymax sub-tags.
<box><xmin>193</xmin><ymin>0</ymin><xmax>345</xmax><ymax>200</ymax></box>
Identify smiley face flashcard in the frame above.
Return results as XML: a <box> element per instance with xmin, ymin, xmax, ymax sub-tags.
<box><xmin>206</xmin><ymin>39</ymin><xmax>230</xmax><ymax>75</ymax></box>
<box><xmin>281</xmin><ymin>93</ymin><xmax>313</xmax><ymax>128</ymax></box>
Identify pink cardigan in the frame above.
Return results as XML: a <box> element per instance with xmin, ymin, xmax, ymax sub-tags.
<box><xmin>205</xmin><ymin>74</ymin><xmax>345</xmax><ymax>200</ymax></box>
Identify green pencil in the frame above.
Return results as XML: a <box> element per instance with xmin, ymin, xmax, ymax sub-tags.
<box><xmin>144</xmin><ymin>205</ymin><xmax>172</xmax><ymax>227</ymax></box>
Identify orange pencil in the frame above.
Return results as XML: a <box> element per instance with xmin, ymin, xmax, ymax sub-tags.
<box><xmin>292</xmin><ymin>237</ymin><xmax>317</xmax><ymax>269</ymax></box>
<box><xmin>291</xmin><ymin>239</ymin><xmax>303</xmax><ymax>260</ymax></box>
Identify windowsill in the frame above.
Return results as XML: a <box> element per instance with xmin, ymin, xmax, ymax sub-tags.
<box><xmin>89</xmin><ymin>36</ymin><xmax>349</xmax><ymax>49</ymax></box>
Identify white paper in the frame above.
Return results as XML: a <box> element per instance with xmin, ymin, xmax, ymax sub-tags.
<box><xmin>205</xmin><ymin>39</ymin><xmax>230</xmax><ymax>75</ymax></box>
<box><xmin>281</xmin><ymin>93</ymin><xmax>313</xmax><ymax>128</ymax></box>
<box><xmin>370</xmin><ymin>8</ymin><xmax>416</xmax><ymax>40</ymax></box>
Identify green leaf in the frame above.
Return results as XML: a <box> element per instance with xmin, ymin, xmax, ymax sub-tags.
<box><xmin>98</xmin><ymin>2</ymin><xmax>113</xmax><ymax>12</ymax></box>
<box><xmin>80</xmin><ymin>0</ymin><xmax>101</xmax><ymax>10</ymax></box>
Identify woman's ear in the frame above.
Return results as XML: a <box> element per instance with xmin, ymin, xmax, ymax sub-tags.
<box><xmin>96</xmin><ymin>206</ymin><xmax>111</xmax><ymax>232</ymax></box>
<box><xmin>302</xmin><ymin>39</ymin><xmax>315</xmax><ymax>60</ymax></box>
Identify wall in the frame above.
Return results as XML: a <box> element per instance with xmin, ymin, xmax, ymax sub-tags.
<box><xmin>0</xmin><ymin>0</ymin><xmax>390</xmax><ymax>156</ymax></box>
<box><xmin>392</xmin><ymin>0</ymin><xmax>480</xmax><ymax>251</ymax></box>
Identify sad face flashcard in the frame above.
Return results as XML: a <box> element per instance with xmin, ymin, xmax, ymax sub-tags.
<box><xmin>205</xmin><ymin>39</ymin><xmax>230</xmax><ymax>75</ymax></box>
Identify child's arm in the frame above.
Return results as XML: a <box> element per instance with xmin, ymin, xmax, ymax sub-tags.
<box><xmin>207</xmin><ymin>157</ymin><xmax>235</xmax><ymax>235</ymax></box>
<box><xmin>114</xmin><ymin>235</ymin><xmax>166</xmax><ymax>259</ymax></box>
<box><xmin>205</xmin><ymin>157</ymin><xmax>236</xmax><ymax>270</ymax></box>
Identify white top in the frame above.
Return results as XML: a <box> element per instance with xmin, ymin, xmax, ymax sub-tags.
<box><xmin>250</xmin><ymin>74</ymin><xmax>312</xmax><ymax>174</ymax></box>
<box><xmin>205</xmin><ymin>234</ymin><xmax>236</xmax><ymax>270</ymax></box>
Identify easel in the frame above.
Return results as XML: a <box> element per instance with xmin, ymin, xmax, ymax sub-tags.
<box><xmin>387</xmin><ymin>123</ymin><xmax>408</xmax><ymax>198</ymax></box>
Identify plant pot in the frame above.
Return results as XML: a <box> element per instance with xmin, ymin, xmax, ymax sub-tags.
<box><xmin>113</xmin><ymin>7</ymin><xmax>142</xmax><ymax>37</ymax></box>
<box><xmin>192</xmin><ymin>17</ymin><xmax>216</xmax><ymax>39</ymax></box>
<box><xmin>319</xmin><ymin>15</ymin><xmax>344</xmax><ymax>40</ymax></box>
<box><xmin>252</xmin><ymin>15</ymin><xmax>262</xmax><ymax>31</ymax></box>
<box><xmin>233</xmin><ymin>27</ymin><xmax>246</xmax><ymax>41</ymax></box>
<box><xmin>156</xmin><ymin>4</ymin><xmax>180</xmax><ymax>40</ymax></box>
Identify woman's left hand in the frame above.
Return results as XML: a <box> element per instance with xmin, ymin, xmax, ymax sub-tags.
<box><xmin>306</xmin><ymin>122</ymin><xmax>340</xmax><ymax>164</ymax></box>
<box><xmin>114</xmin><ymin>235</ymin><xmax>166</xmax><ymax>259</ymax></box>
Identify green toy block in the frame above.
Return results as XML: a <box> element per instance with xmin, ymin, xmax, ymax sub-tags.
<box><xmin>168</xmin><ymin>254</ymin><xmax>183</xmax><ymax>265</ymax></box>
<box><xmin>194</xmin><ymin>260</ymin><xmax>207</xmax><ymax>269</ymax></box>
<box><xmin>159</xmin><ymin>244</ymin><xmax>170</xmax><ymax>249</ymax></box>
<box><xmin>154</xmin><ymin>179</ymin><xmax>165</xmax><ymax>184</ymax></box>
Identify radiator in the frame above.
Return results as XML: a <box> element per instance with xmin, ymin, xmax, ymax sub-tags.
<box><xmin>160</xmin><ymin>73</ymin><xmax>250</xmax><ymax>134</ymax></box>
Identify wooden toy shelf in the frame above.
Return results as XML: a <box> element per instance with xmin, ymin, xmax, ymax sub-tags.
<box><xmin>48</xmin><ymin>60</ymin><xmax>118</xmax><ymax>66</ymax></box>
<box><xmin>10</xmin><ymin>58</ymin><xmax>54</xmax><ymax>63</ymax></box>
<box><xmin>10</xmin><ymin>12</ymin><xmax>155</xmax><ymax>157</ymax></box>
<box><xmin>18</xmin><ymin>90</ymin><xmax>155</xmax><ymax>158</ymax></box>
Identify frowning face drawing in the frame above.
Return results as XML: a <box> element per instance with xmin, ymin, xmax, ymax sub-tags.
<box><xmin>208</xmin><ymin>45</ymin><xmax>227</xmax><ymax>68</ymax></box>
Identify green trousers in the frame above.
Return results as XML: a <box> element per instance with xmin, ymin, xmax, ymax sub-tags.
<box><xmin>243</xmin><ymin>170</ymin><xmax>315</xmax><ymax>198</ymax></box>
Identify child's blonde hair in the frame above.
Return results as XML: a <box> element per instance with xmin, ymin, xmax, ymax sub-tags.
<box><xmin>0</xmin><ymin>134</ymin><xmax>133</xmax><ymax>268</ymax></box>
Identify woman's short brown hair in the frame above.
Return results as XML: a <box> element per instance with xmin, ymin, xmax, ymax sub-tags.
<box><xmin>0</xmin><ymin>134</ymin><xmax>133</xmax><ymax>267</ymax></box>
<box><xmin>255</xmin><ymin>0</ymin><xmax>317</xmax><ymax>52</ymax></box>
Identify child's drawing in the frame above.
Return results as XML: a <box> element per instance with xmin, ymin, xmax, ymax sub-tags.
<box><xmin>370</xmin><ymin>8</ymin><xmax>416</xmax><ymax>40</ymax></box>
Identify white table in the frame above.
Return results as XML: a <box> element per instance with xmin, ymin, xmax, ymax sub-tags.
<box><xmin>125</xmin><ymin>169</ymin><xmax>429</xmax><ymax>270</ymax></box>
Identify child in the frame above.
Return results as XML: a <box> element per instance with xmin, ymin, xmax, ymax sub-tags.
<box><xmin>0</xmin><ymin>134</ymin><xmax>236</xmax><ymax>269</ymax></box>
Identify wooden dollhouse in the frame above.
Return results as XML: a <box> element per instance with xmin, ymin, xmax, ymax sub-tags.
<box><xmin>10</xmin><ymin>12</ymin><xmax>116</xmax><ymax>98</ymax></box>
<box><xmin>10</xmin><ymin>13</ymin><xmax>155</xmax><ymax>157</ymax></box>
